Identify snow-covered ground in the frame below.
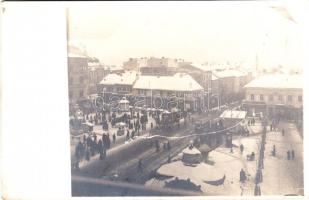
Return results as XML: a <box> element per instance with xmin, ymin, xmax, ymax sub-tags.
<box><xmin>146</xmin><ymin>121</ymin><xmax>303</xmax><ymax>196</ymax></box>
<box><xmin>260</xmin><ymin>122</ymin><xmax>303</xmax><ymax>195</ymax></box>
<box><xmin>146</xmin><ymin>135</ymin><xmax>261</xmax><ymax>195</ymax></box>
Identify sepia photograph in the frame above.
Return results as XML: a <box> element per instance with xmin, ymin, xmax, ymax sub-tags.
<box><xmin>67</xmin><ymin>1</ymin><xmax>304</xmax><ymax>196</ymax></box>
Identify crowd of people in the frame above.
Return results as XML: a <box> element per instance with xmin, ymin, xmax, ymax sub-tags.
<box><xmin>71</xmin><ymin>105</ymin><xmax>187</xmax><ymax>170</ymax></box>
<box><xmin>73</xmin><ymin>133</ymin><xmax>110</xmax><ymax>170</ymax></box>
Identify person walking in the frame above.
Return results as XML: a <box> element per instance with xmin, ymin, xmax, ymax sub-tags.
<box><xmin>107</xmin><ymin>133</ymin><xmax>111</xmax><ymax>149</ymax></box>
<box><xmin>272</xmin><ymin>145</ymin><xmax>276</xmax><ymax>156</ymax></box>
<box><xmin>98</xmin><ymin>139</ymin><xmax>103</xmax><ymax>160</ymax></box>
<box><xmin>254</xmin><ymin>184</ymin><xmax>261</xmax><ymax>196</ymax></box>
<box><xmin>287</xmin><ymin>150</ymin><xmax>291</xmax><ymax>160</ymax></box>
<box><xmin>240</xmin><ymin>144</ymin><xmax>244</xmax><ymax>154</ymax></box>
<box><xmin>155</xmin><ymin>140</ymin><xmax>160</xmax><ymax>152</ymax></box>
<box><xmin>137</xmin><ymin>159</ymin><xmax>143</xmax><ymax>173</ymax></box>
<box><xmin>240</xmin><ymin>168</ymin><xmax>246</xmax><ymax>183</ymax></box>
<box><xmin>282</xmin><ymin>129</ymin><xmax>285</xmax><ymax>136</ymax></box>
<box><xmin>85</xmin><ymin>147</ymin><xmax>90</xmax><ymax>161</ymax></box>
<box><xmin>291</xmin><ymin>150</ymin><xmax>295</xmax><ymax>160</ymax></box>
<box><xmin>112</xmin><ymin>133</ymin><xmax>116</xmax><ymax>144</ymax></box>
<box><xmin>126</xmin><ymin>130</ymin><xmax>130</xmax><ymax>140</ymax></box>
<box><xmin>167</xmin><ymin>141</ymin><xmax>171</xmax><ymax>151</ymax></box>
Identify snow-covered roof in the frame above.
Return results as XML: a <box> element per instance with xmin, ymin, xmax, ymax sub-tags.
<box><xmin>182</xmin><ymin>147</ymin><xmax>201</xmax><ymax>155</ymax></box>
<box><xmin>133</xmin><ymin>73</ymin><xmax>203</xmax><ymax>91</ymax></box>
<box><xmin>220</xmin><ymin>110</ymin><xmax>247</xmax><ymax>119</ymax></box>
<box><xmin>244</xmin><ymin>74</ymin><xmax>303</xmax><ymax>89</ymax></box>
<box><xmin>99</xmin><ymin>71</ymin><xmax>138</xmax><ymax>85</ymax></box>
<box><xmin>213</xmin><ymin>69</ymin><xmax>247</xmax><ymax>78</ymax></box>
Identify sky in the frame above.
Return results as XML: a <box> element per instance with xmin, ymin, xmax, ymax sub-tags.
<box><xmin>68</xmin><ymin>1</ymin><xmax>303</xmax><ymax>70</ymax></box>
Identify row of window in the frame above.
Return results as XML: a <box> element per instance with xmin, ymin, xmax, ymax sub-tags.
<box><xmin>137</xmin><ymin>90</ymin><xmax>199</xmax><ymax>97</ymax></box>
<box><xmin>250</xmin><ymin>94</ymin><xmax>302</xmax><ymax>102</ymax></box>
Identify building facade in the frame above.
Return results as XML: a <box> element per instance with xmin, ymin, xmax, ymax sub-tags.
<box><xmin>242</xmin><ymin>75</ymin><xmax>303</xmax><ymax>121</ymax></box>
<box><xmin>88</xmin><ymin>61</ymin><xmax>107</xmax><ymax>95</ymax></box>
<box><xmin>98</xmin><ymin>71</ymin><xmax>139</xmax><ymax>95</ymax></box>
<box><xmin>213</xmin><ymin>69</ymin><xmax>249</xmax><ymax>104</ymax></box>
<box><xmin>132</xmin><ymin>73</ymin><xmax>204</xmax><ymax>111</ymax></box>
<box><xmin>68</xmin><ymin>55</ymin><xmax>89</xmax><ymax>105</ymax></box>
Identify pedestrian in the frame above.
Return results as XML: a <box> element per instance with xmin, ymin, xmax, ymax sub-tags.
<box><xmin>168</xmin><ymin>154</ymin><xmax>171</xmax><ymax>163</ymax></box>
<box><xmin>75</xmin><ymin>141</ymin><xmax>82</xmax><ymax>161</ymax></box>
<box><xmin>167</xmin><ymin>141</ymin><xmax>171</xmax><ymax>151</ymax></box>
<box><xmin>86</xmin><ymin>135</ymin><xmax>92</xmax><ymax>148</ymax></box>
<box><xmin>107</xmin><ymin>133</ymin><xmax>111</xmax><ymax>149</ymax></box>
<box><xmin>151</xmin><ymin>122</ymin><xmax>153</xmax><ymax>130</ymax></box>
<box><xmin>90</xmin><ymin>142</ymin><xmax>95</xmax><ymax>157</ymax></box>
<box><xmin>287</xmin><ymin>150</ymin><xmax>291</xmax><ymax>160</ymax></box>
<box><xmin>254</xmin><ymin>184</ymin><xmax>261</xmax><ymax>196</ymax></box>
<box><xmin>98</xmin><ymin>139</ymin><xmax>103</xmax><ymax>160</ymax></box>
<box><xmin>126</xmin><ymin>130</ymin><xmax>130</xmax><ymax>140</ymax></box>
<box><xmin>85</xmin><ymin>147</ymin><xmax>90</xmax><ymax>161</ymax></box>
<box><xmin>282</xmin><ymin>129</ymin><xmax>285</xmax><ymax>136</ymax></box>
<box><xmin>112</xmin><ymin>133</ymin><xmax>116</xmax><ymax>143</ymax></box>
<box><xmin>291</xmin><ymin>150</ymin><xmax>295</xmax><ymax>160</ymax></box>
<box><xmin>155</xmin><ymin>140</ymin><xmax>160</xmax><ymax>152</ymax></box>
<box><xmin>239</xmin><ymin>168</ymin><xmax>246</xmax><ymax>183</ymax></box>
<box><xmin>137</xmin><ymin>159</ymin><xmax>143</xmax><ymax>173</ymax></box>
<box><xmin>93</xmin><ymin>134</ymin><xmax>97</xmax><ymax>150</ymax></box>
<box><xmin>272</xmin><ymin>145</ymin><xmax>276</xmax><ymax>156</ymax></box>
<box><xmin>240</xmin><ymin>144</ymin><xmax>244</xmax><ymax>154</ymax></box>
<box><xmin>83</xmin><ymin>134</ymin><xmax>87</xmax><ymax>144</ymax></box>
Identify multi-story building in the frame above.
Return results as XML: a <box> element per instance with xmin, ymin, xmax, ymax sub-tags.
<box><xmin>242</xmin><ymin>74</ymin><xmax>303</xmax><ymax>120</ymax></box>
<box><xmin>213</xmin><ymin>69</ymin><xmax>249</xmax><ymax>104</ymax></box>
<box><xmin>140</xmin><ymin>57</ymin><xmax>179</xmax><ymax>75</ymax></box>
<box><xmin>177</xmin><ymin>64</ymin><xmax>218</xmax><ymax>92</ymax></box>
<box><xmin>98</xmin><ymin>71</ymin><xmax>139</xmax><ymax>95</ymax></box>
<box><xmin>132</xmin><ymin>73</ymin><xmax>203</xmax><ymax>111</ymax></box>
<box><xmin>68</xmin><ymin>52</ymin><xmax>89</xmax><ymax>106</ymax></box>
<box><xmin>88</xmin><ymin>60</ymin><xmax>107</xmax><ymax>95</ymax></box>
<box><xmin>123</xmin><ymin>57</ymin><xmax>187</xmax><ymax>76</ymax></box>
<box><xmin>176</xmin><ymin>64</ymin><xmax>221</xmax><ymax>109</ymax></box>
